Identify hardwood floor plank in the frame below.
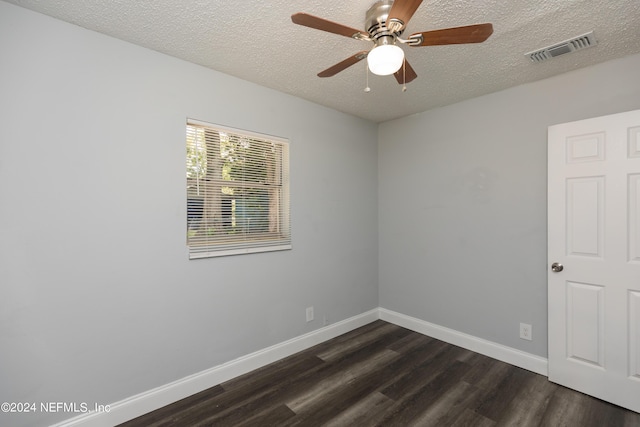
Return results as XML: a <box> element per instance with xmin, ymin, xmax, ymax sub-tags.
<box><xmin>285</xmin><ymin>348</ymin><xmax>399</xmax><ymax>413</ymax></box>
<box><xmin>232</xmin><ymin>404</ymin><xmax>296</xmax><ymax>427</ymax></box>
<box><xmin>494</xmin><ymin>372</ymin><xmax>556</xmax><ymax>427</ymax></box>
<box><xmin>375</xmin><ymin>360</ymin><xmax>470</xmax><ymax>425</ymax></box>
<box><xmin>194</xmin><ymin>321</ymin><xmax>411</xmax><ymax>425</ymax></box>
<box><xmin>286</xmin><ymin>334</ymin><xmax>456</xmax><ymax>426</ymax></box>
<box><xmin>541</xmin><ymin>385</ymin><xmax>640</xmax><ymax>427</ymax></box>
<box><xmin>449</xmin><ymin>408</ymin><xmax>497</xmax><ymax>427</ymax></box>
<box><xmin>296</xmin><ymin>319</ymin><xmax>392</xmax><ymax>359</ymax></box>
<box><xmin>379</xmin><ymin>342</ymin><xmax>466</xmax><ymax>401</ymax></box>
<box><xmin>116</xmin><ymin>321</ymin><xmax>640</xmax><ymax>427</ymax></box>
<box><xmin>118</xmin><ymin>385</ymin><xmax>225</xmax><ymax>427</ymax></box>
<box><xmin>625</xmin><ymin>412</ymin><xmax>640</xmax><ymax>427</ymax></box>
<box><xmin>316</xmin><ymin>322</ymin><xmax>408</xmax><ymax>361</ymax></box>
<box><xmin>403</xmin><ymin>380</ymin><xmax>483</xmax><ymax>427</ymax></box>
<box><xmin>221</xmin><ymin>352</ymin><xmax>325</xmax><ymax>393</ymax></box>
<box><xmin>386</xmin><ymin>329</ymin><xmax>433</xmax><ymax>353</ymax></box>
<box><xmin>539</xmin><ymin>386</ymin><xmax>592</xmax><ymax>427</ymax></box>
<box><xmin>123</xmin><ymin>355</ymin><xmax>323</xmax><ymax>426</ymax></box>
<box><xmin>462</xmin><ymin>356</ymin><xmax>512</xmax><ymax>391</ymax></box>
<box><xmin>323</xmin><ymin>392</ymin><xmax>395</xmax><ymax>427</ymax></box>
<box><xmin>473</xmin><ymin>365</ymin><xmax>532</xmax><ymax>422</ymax></box>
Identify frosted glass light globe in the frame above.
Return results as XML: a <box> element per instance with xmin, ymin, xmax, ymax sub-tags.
<box><xmin>367</xmin><ymin>44</ymin><xmax>405</xmax><ymax>76</ymax></box>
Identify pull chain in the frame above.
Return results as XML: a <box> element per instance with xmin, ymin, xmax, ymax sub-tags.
<box><xmin>402</xmin><ymin>58</ymin><xmax>407</xmax><ymax>92</ymax></box>
<box><xmin>364</xmin><ymin>61</ymin><xmax>371</xmax><ymax>93</ymax></box>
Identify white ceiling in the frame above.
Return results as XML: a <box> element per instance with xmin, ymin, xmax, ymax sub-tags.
<box><xmin>6</xmin><ymin>0</ymin><xmax>640</xmax><ymax>122</ymax></box>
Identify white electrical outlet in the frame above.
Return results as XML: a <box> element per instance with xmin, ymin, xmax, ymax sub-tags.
<box><xmin>306</xmin><ymin>306</ymin><xmax>314</xmax><ymax>322</ymax></box>
<box><xmin>520</xmin><ymin>323</ymin><xmax>532</xmax><ymax>341</ymax></box>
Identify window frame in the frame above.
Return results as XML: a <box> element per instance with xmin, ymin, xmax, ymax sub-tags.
<box><xmin>186</xmin><ymin>119</ymin><xmax>291</xmax><ymax>259</ymax></box>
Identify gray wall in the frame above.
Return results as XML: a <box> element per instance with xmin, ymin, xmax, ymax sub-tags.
<box><xmin>379</xmin><ymin>52</ymin><xmax>640</xmax><ymax>357</ymax></box>
<box><xmin>0</xmin><ymin>3</ymin><xmax>378</xmax><ymax>426</ymax></box>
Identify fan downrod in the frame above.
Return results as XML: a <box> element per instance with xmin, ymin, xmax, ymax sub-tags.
<box><xmin>365</xmin><ymin>0</ymin><xmax>404</xmax><ymax>42</ymax></box>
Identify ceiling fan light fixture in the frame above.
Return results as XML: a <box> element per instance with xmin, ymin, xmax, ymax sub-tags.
<box><xmin>292</xmin><ymin>1</ymin><xmax>494</xmax><ymax>84</ymax></box>
<box><xmin>367</xmin><ymin>40</ymin><xmax>404</xmax><ymax>76</ymax></box>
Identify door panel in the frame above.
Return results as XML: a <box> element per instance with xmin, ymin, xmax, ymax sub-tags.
<box><xmin>566</xmin><ymin>132</ymin><xmax>605</xmax><ymax>163</ymax></box>
<box><xmin>628</xmin><ymin>174</ymin><xmax>640</xmax><ymax>263</ymax></box>
<box><xmin>630</xmin><ymin>290</ymin><xmax>640</xmax><ymax>379</ymax></box>
<box><xmin>566</xmin><ymin>177</ymin><xmax>604</xmax><ymax>258</ymax></box>
<box><xmin>629</xmin><ymin>127</ymin><xmax>640</xmax><ymax>157</ymax></box>
<box><xmin>566</xmin><ymin>281</ymin><xmax>604</xmax><ymax>367</ymax></box>
<box><xmin>548</xmin><ymin>109</ymin><xmax>640</xmax><ymax>413</ymax></box>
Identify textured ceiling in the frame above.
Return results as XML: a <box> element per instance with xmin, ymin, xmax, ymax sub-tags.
<box><xmin>5</xmin><ymin>0</ymin><xmax>640</xmax><ymax>122</ymax></box>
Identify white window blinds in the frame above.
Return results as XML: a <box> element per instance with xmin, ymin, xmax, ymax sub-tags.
<box><xmin>186</xmin><ymin>119</ymin><xmax>291</xmax><ymax>258</ymax></box>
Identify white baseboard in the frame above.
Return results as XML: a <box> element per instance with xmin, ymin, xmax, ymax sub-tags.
<box><xmin>55</xmin><ymin>307</ymin><xmax>547</xmax><ymax>426</ymax></box>
<box><xmin>53</xmin><ymin>308</ymin><xmax>379</xmax><ymax>427</ymax></box>
<box><xmin>379</xmin><ymin>308</ymin><xmax>548</xmax><ymax>376</ymax></box>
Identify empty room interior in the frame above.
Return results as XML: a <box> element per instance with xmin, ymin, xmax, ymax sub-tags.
<box><xmin>2</xmin><ymin>1</ymin><xmax>640</xmax><ymax>426</ymax></box>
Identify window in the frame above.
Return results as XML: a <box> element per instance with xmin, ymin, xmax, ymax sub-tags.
<box><xmin>186</xmin><ymin>119</ymin><xmax>290</xmax><ymax>258</ymax></box>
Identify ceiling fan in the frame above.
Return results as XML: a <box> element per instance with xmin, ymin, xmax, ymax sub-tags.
<box><xmin>291</xmin><ymin>0</ymin><xmax>493</xmax><ymax>85</ymax></box>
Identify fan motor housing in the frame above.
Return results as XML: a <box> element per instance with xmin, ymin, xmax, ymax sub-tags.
<box><xmin>365</xmin><ymin>0</ymin><xmax>404</xmax><ymax>40</ymax></box>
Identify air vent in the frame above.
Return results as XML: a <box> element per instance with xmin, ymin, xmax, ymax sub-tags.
<box><xmin>525</xmin><ymin>31</ymin><xmax>597</xmax><ymax>63</ymax></box>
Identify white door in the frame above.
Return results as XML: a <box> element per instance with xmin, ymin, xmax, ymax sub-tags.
<box><xmin>548</xmin><ymin>109</ymin><xmax>640</xmax><ymax>413</ymax></box>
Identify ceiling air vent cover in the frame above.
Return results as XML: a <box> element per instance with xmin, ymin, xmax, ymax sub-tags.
<box><xmin>525</xmin><ymin>31</ymin><xmax>597</xmax><ymax>63</ymax></box>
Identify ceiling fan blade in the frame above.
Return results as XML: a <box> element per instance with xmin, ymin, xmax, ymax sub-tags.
<box><xmin>292</xmin><ymin>13</ymin><xmax>368</xmax><ymax>39</ymax></box>
<box><xmin>410</xmin><ymin>23</ymin><xmax>493</xmax><ymax>46</ymax></box>
<box><xmin>387</xmin><ymin>0</ymin><xmax>423</xmax><ymax>30</ymax></box>
<box><xmin>393</xmin><ymin>59</ymin><xmax>418</xmax><ymax>84</ymax></box>
<box><xmin>318</xmin><ymin>52</ymin><xmax>368</xmax><ymax>77</ymax></box>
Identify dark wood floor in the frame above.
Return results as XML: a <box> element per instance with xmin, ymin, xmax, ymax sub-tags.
<box><xmin>119</xmin><ymin>320</ymin><xmax>640</xmax><ymax>426</ymax></box>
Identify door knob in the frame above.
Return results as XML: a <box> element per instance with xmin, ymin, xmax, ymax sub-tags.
<box><xmin>551</xmin><ymin>262</ymin><xmax>563</xmax><ymax>272</ymax></box>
